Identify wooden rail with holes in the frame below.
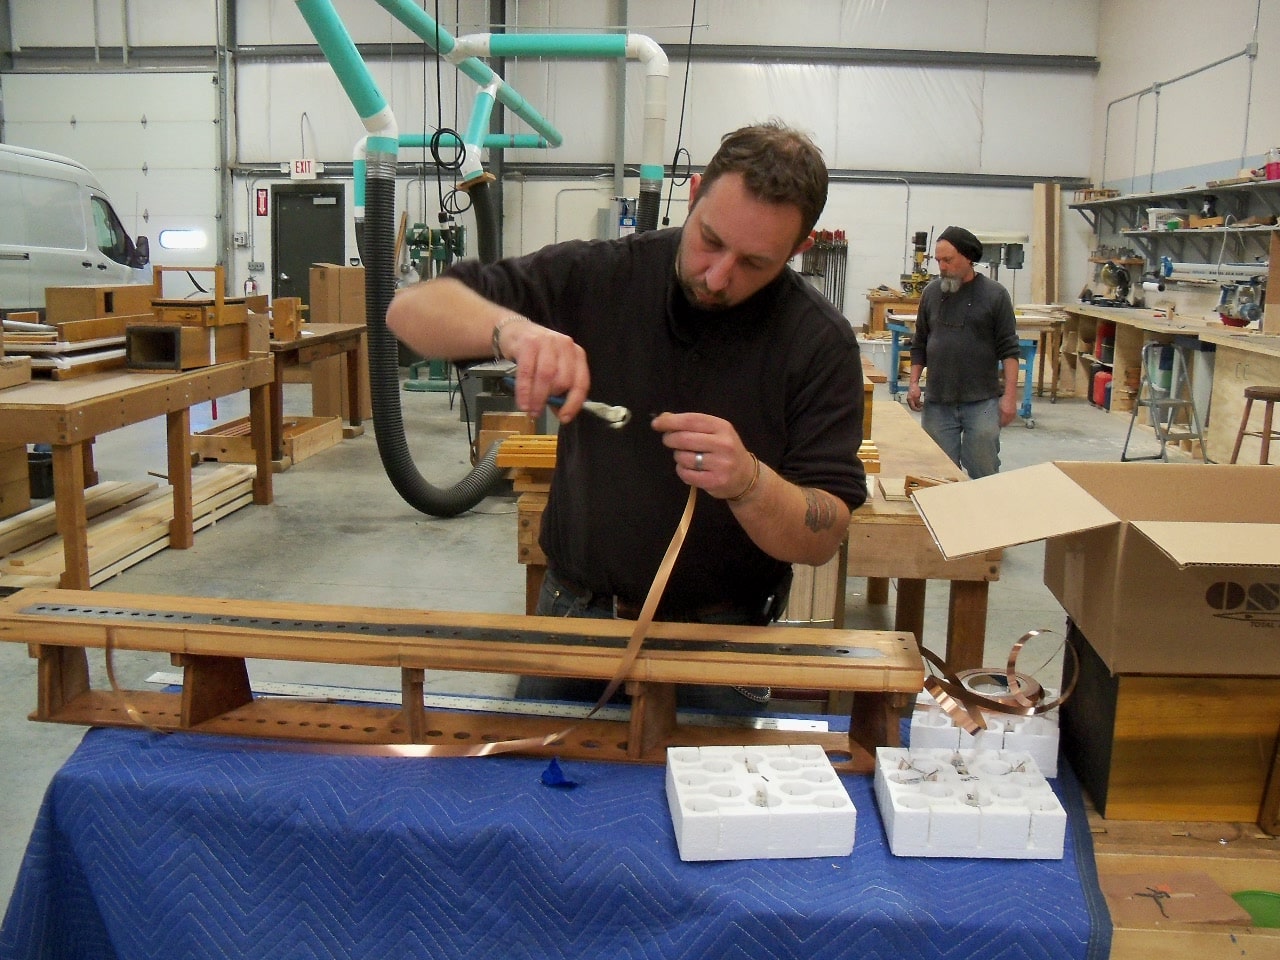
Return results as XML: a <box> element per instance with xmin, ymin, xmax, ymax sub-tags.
<box><xmin>0</xmin><ymin>588</ymin><xmax>922</xmax><ymax>771</ymax></box>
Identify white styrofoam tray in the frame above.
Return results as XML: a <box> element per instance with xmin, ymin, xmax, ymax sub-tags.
<box><xmin>665</xmin><ymin>744</ymin><xmax>856</xmax><ymax>861</ymax></box>
<box><xmin>873</xmin><ymin>746</ymin><xmax>1065</xmax><ymax>859</ymax></box>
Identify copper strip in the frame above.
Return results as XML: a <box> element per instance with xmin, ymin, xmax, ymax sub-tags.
<box><xmin>921</xmin><ymin>629</ymin><xmax>1080</xmax><ymax>735</ymax></box>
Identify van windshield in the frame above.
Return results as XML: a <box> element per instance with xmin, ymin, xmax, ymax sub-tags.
<box><xmin>92</xmin><ymin>195</ymin><xmax>133</xmax><ymax>266</ymax></box>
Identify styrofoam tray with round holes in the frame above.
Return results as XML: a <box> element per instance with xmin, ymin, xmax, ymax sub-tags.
<box><xmin>665</xmin><ymin>744</ymin><xmax>857</xmax><ymax>861</ymax></box>
<box><xmin>910</xmin><ymin>690</ymin><xmax>1060</xmax><ymax>777</ymax></box>
<box><xmin>873</xmin><ymin>746</ymin><xmax>1065</xmax><ymax>859</ymax></box>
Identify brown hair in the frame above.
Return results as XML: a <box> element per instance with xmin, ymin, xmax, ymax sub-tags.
<box><xmin>698</xmin><ymin>121</ymin><xmax>829</xmax><ymax>244</ymax></box>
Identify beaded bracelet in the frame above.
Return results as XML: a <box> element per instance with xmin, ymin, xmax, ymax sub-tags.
<box><xmin>727</xmin><ymin>453</ymin><xmax>760</xmax><ymax>502</ymax></box>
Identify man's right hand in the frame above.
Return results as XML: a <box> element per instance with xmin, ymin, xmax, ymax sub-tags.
<box><xmin>501</xmin><ymin>320</ymin><xmax>591</xmax><ymax>424</ymax></box>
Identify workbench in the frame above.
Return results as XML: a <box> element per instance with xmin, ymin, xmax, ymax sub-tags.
<box><xmin>0</xmin><ymin>358</ymin><xmax>274</xmax><ymax>589</ymax></box>
<box><xmin>268</xmin><ymin>323</ymin><xmax>366</xmax><ymax>465</ymax></box>
<box><xmin>1059</xmin><ymin>304</ymin><xmax>1280</xmax><ymax>460</ymax></box>
<box><xmin>864</xmin><ymin>290</ymin><xmax>919</xmax><ymax>335</ymax></box>
<box><xmin>848</xmin><ymin>401</ymin><xmax>1002</xmax><ymax>671</ymax></box>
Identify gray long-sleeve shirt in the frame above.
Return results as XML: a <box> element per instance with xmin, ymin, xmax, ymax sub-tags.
<box><xmin>910</xmin><ymin>273</ymin><xmax>1019</xmax><ymax>404</ymax></box>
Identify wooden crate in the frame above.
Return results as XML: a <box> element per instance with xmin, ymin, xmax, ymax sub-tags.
<box><xmin>1062</xmin><ymin>625</ymin><xmax>1280</xmax><ymax>823</ymax></box>
<box><xmin>152</xmin><ymin>299</ymin><xmax>248</xmax><ymax>328</ymax></box>
<box><xmin>126</xmin><ymin>323</ymin><xmax>248</xmax><ymax>370</ymax></box>
<box><xmin>192</xmin><ymin>415</ymin><xmax>342</xmax><ymax>466</ymax></box>
<box><xmin>44</xmin><ymin>283</ymin><xmax>155</xmax><ymax>323</ymax></box>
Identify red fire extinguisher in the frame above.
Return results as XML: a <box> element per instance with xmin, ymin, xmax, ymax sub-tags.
<box><xmin>244</xmin><ymin>276</ymin><xmax>259</xmax><ymax>296</ymax></box>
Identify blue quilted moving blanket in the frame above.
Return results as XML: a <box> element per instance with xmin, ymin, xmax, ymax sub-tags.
<box><xmin>0</xmin><ymin>727</ymin><xmax>1106</xmax><ymax>960</ymax></box>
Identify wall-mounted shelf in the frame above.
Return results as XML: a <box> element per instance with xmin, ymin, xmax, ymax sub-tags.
<box><xmin>1071</xmin><ymin>180</ymin><xmax>1277</xmax><ymax>289</ymax></box>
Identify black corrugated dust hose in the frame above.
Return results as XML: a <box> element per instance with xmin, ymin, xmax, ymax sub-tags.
<box><xmin>361</xmin><ymin>146</ymin><xmax>504</xmax><ymax>518</ymax></box>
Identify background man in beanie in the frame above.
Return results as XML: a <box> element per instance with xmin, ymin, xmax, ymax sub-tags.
<box><xmin>905</xmin><ymin>225</ymin><xmax>1020</xmax><ymax>478</ymax></box>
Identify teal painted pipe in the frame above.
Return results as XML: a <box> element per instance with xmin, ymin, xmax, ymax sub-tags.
<box><xmin>400</xmin><ymin>133</ymin><xmax>549</xmax><ymax>149</ymax></box>
<box><xmin>295</xmin><ymin>0</ymin><xmax>390</xmax><ymax>123</ymax></box>
<box><xmin>488</xmin><ymin>34</ymin><xmax>628</xmax><ymax>58</ymax></box>
<box><xmin>365</xmin><ymin>3</ymin><xmax>564</xmax><ymax>151</ymax></box>
<box><xmin>371</xmin><ymin>0</ymin><xmax>457</xmax><ymax>56</ymax></box>
<box><xmin>464</xmin><ymin>90</ymin><xmax>498</xmax><ymax>154</ymax></box>
<box><xmin>352</xmin><ymin>157</ymin><xmax>365</xmax><ymax>208</ymax></box>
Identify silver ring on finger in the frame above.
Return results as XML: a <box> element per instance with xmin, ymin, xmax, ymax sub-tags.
<box><xmin>693</xmin><ymin>452</ymin><xmax>705</xmax><ymax>471</ymax></box>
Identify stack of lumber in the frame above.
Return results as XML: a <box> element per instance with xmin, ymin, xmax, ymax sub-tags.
<box><xmin>0</xmin><ymin>464</ymin><xmax>255</xmax><ymax>590</ymax></box>
<box><xmin>495</xmin><ymin>433</ymin><xmax>557</xmax><ymax>570</ymax></box>
<box><xmin>2</xmin><ymin>313</ymin><xmax>144</xmax><ymax>380</ymax></box>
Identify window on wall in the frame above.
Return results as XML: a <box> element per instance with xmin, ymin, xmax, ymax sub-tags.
<box><xmin>158</xmin><ymin>228</ymin><xmax>208</xmax><ymax>251</ymax></box>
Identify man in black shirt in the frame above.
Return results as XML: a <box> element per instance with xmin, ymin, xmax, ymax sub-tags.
<box><xmin>905</xmin><ymin>225</ymin><xmax>1020</xmax><ymax>478</ymax></box>
<box><xmin>387</xmin><ymin>122</ymin><xmax>866</xmax><ymax>709</ymax></box>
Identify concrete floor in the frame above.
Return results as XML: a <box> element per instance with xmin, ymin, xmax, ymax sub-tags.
<box><xmin>0</xmin><ymin>351</ymin><xmax>1192</xmax><ymax>913</ymax></box>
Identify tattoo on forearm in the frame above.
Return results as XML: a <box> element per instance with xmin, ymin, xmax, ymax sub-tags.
<box><xmin>803</xmin><ymin>490</ymin><xmax>838</xmax><ymax>533</ymax></box>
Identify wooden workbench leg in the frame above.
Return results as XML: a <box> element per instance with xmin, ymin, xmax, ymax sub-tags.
<box><xmin>249</xmin><ymin>380</ymin><xmax>274</xmax><ymax>505</ymax></box>
<box><xmin>867</xmin><ymin>577</ymin><xmax>890</xmax><ymax>605</ymax></box>
<box><xmin>525</xmin><ymin>565</ymin><xmax>545</xmax><ymax>616</ymax></box>
<box><xmin>627</xmin><ymin>681</ymin><xmax>677</xmax><ymax>760</ymax></box>
<box><xmin>271</xmin><ymin>355</ymin><xmax>286</xmax><ymax>463</ymax></box>
<box><xmin>346</xmin><ymin>342</ymin><xmax>363</xmax><ymax>429</ymax></box>
<box><xmin>81</xmin><ymin>441</ymin><xmax>99</xmax><ymax>488</ymax></box>
<box><xmin>176</xmin><ymin>653</ymin><xmax>252</xmax><ymax>727</ymax></box>
<box><xmin>848</xmin><ymin>691</ymin><xmax>911</xmax><ymax>762</ymax></box>
<box><xmin>894</xmin><ymin>578</ymin><xmax>926</xmax><ymax>643</ymax></box>
<box><xmin>401</xmin><ymin>667</ymin><xmax>427</xmax><ymax>742</ymax></box>
<box><xmin>167</xmin><ymin>407</ymin><xmax>194</xmax><ymax>549</ymax></box>
<box><xmin>33</xmin><ymin>643</ymin><xmax>90</xmax><ymax>717</ymax></box>
<box><xmin>52</xmin><ymin>443</ymin><xmax>91</xmax><ymax>590</ymax></box>
<box><xmin>945</xmin><ymin>581</ymin><xmax>990</xmax><ymax>671</ymax></box>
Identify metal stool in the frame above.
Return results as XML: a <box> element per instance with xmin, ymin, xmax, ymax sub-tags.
<box><xmin>1229</xmin><ymin>385</ymin><xmax>1280</xmax><ymax>464</ymax></box>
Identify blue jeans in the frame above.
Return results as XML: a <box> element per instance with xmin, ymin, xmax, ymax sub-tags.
<box><xmin>921</xmin><ymin>398</ymin><xmax>1002</xmax><ymax>478</ymax></box>
<box><xmin>521</xmin><ymin>569</ymin><xmax>769</xmax><ymax>712</ymax></box>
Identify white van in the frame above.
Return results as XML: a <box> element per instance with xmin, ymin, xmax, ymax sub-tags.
<box><xmin>0</xmin><ymin>144</ymin><xmax>149</xmax><ymax>316</ymax></box>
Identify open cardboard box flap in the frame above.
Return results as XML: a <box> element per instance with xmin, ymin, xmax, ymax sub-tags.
<box><xmin>913</xmin><ymin>461</ymin><xmax>1280</xmax><ymax>567</ymax></box>
<box><xmin>1130</xmin><ymin>520</ymin><xmax>1280</xmax><ymax>568</ymax></box>
<box><xmin>910</xmin><ymin>462</ymin><xmax>1118</xmax><ymax>559</ymax></box>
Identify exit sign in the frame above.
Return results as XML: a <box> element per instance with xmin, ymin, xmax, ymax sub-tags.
<box><xmin>290</xmin><ymin>159</ymin><xmax>318</xmax><ymax>180</ymax></box>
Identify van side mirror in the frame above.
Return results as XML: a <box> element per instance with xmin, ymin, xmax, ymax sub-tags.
<box><xmin>130</xmin><ymin>236</ymin><xmax>150</xmax><ymax>269</ymax></box>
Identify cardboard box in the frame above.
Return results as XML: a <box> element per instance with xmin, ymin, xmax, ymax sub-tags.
<box><xmin>912</xmin><ymin>461</ymin><xmax>1280</xmax><ymax>676</ymax></box>
<box><xmin>309</xmin><ymin>263</ymin><xmax>365</xmax><ymax>325</ymax></box>
<box><xmin>45</xmin><ymin>283</ymin><xmax>156</xmax><ymax>322</ymax></box>
<box><xmin>0</xmin><ymin>356</ymin><xmax>32</xmax><ymax>390</ymax></box>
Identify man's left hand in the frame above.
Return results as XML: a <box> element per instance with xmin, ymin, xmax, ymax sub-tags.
<box><xmin>651</xmin><ymin>411</ymin><xmax>756</xmax><ymax>501</ymax></box>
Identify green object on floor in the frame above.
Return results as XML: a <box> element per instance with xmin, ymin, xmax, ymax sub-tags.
<box><xmin>1232</xmin><ymin>890</ymin><xmax>1280</xmax><ymax>928</ymax></box>
<box><xmin>404</xmin><ymin>358</ymin><xmax>453</xmax><ymax>393</ymax></box>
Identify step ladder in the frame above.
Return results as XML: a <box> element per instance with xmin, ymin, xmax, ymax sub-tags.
<box><xmin>1120</xmin><ymin>340</ymin><xmax>1208</xmax><ymax>462</ymax></box>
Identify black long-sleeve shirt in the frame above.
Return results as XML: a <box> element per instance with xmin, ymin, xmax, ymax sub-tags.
<box><xmin>445</xmin><ymin>228</ymin><xmax>866</xmax><ymax>612</ymax></box>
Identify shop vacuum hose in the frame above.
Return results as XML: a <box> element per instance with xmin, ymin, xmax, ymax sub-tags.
<box><xmin>361</xmin><ymin>150</ymin><xmax>505</xmax><ymax>518</ymax></box>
